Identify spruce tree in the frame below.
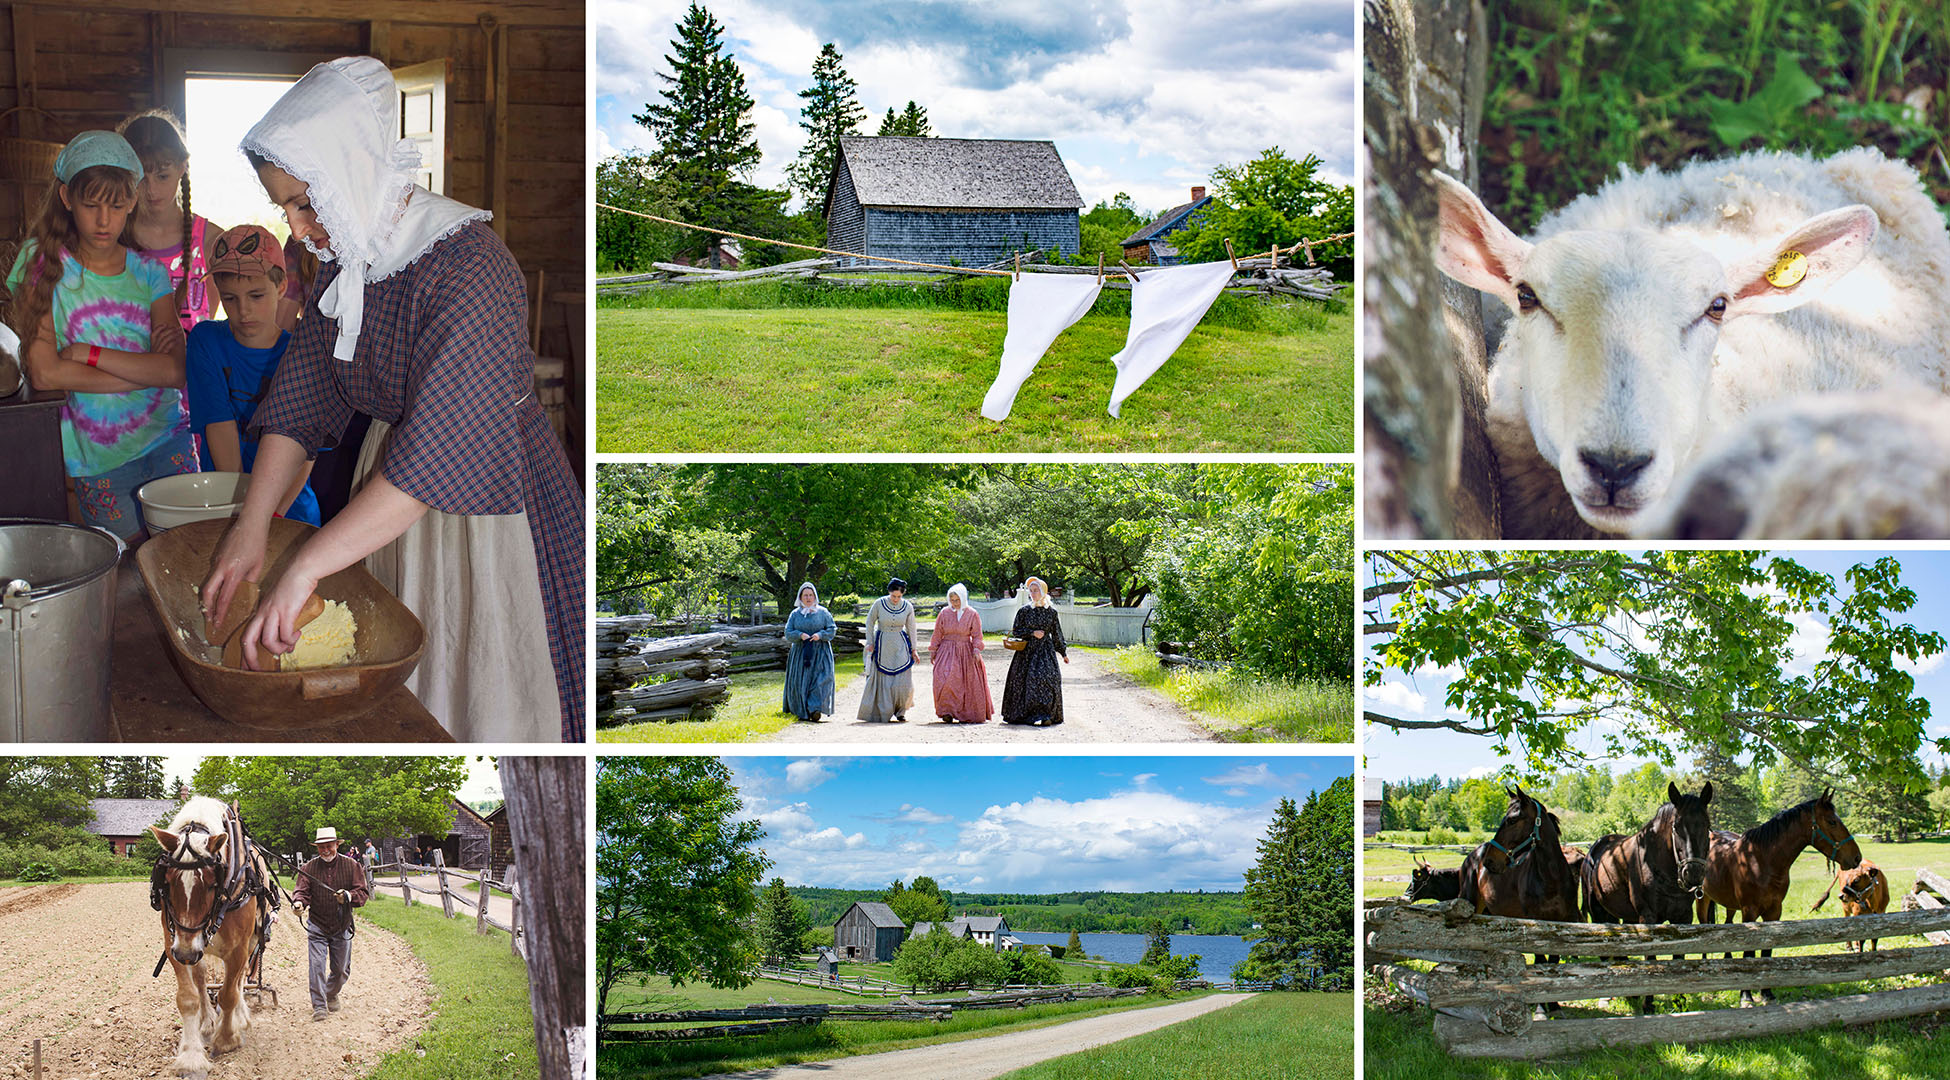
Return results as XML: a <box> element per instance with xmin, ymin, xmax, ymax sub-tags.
<box><xmin>1140</xmin><ymin>918</ymin><xmax>1171</xmax><ymax>966</ymax></box>
<box><xmin>1690</xmin><ymin>739</ymin><xmax>1760</xmax><ymax>832</ymax></box>
<box><xmin>1066</xmin><ymin>928</ymin><xmax>1083</xmax><ymax>957</ymax></box>
<box><xmin>876</xmin><ymin>100</ymin><xmax>933</xmax><ymax>137</ymax></box>
<box><xmin>785</xmin><ymin>42</ymin><xmax>866</xmax><ymax>207</ymax></box>
<box><xmin>757</xmin><ymin>877</ymin><xmax>808</xmax><ymax>965</ymax></box>
<box><xmin>1239</xmin><ymin>777</ymin><xmax>1354</xmax><ymax>988</ymax></box>
<box><xmin>632</xmin><ymin>3</ymin><xmax>761</xmax><ymax>267</ymax></box>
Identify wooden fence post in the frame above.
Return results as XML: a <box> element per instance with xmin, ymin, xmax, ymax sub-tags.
<box><xmin>398</xmin><ymin>861</ymin><xmax>411</xmax><ymax>907</ymax></box>
<box><xmin>508</xmin><ymin>863</ymin><xmax>521</xmax><ymax>956</ymax></box>
<box><xmin>434</xmin><ymin>848</ymin><xmax>454</xmax><ymax>918</ymax></box>
<box><xmin>503</xmin><ymin>757</ymin><xmax>585</xmax><ymax>1080</ymax></box>
<box><xmin>477</xmin><ymin>866</ymin><xmax>491</xmax><ymax>935</ymax></box>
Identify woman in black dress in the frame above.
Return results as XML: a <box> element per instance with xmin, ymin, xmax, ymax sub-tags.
<box><xmin>1002</xmin><ymin>576</ymin><xmax>1069</xmax><ymax>725</ymax></box>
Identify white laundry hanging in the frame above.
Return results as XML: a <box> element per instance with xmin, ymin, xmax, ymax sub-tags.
<box><xmin>980</xmin><ymin>273</ymin><xmax>1103</xmax><ymax>421</ymax></box>
<box><xmin>1105</xmin><ymin>260</ymin><xmax>1236</xmax><ymax>418</ymax></box>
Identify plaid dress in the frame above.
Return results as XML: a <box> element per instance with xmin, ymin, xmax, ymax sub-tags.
<box><xmin>251</xmin><ymin>222</ymin><xmax>585</xmax><ymax>740</ymax></box>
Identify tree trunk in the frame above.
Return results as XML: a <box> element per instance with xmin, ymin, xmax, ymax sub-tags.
<box><xmin>503</xmin><ymin>758</ymin><xmax>588</xmax><ymax>1079</ymax></box>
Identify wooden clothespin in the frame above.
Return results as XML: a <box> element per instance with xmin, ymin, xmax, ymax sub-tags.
<box><xmin>1223</xmin><ymin>238</ymin><xmax>1239</xmax><ymax>274</ymax></box>
<box><xmin>1302</xmin><ymin>239</ymin><xmax>1315</xmax><ymax>266</ymax></box>
<box><xmin>1267</xmin><ymin>244</ymin><xmax>1278</xmax><ymax>273</ymax></box>
<box><xmin>1118</xmin><ymin>260</ymin><xmax>1140</xmax><ymax>285</ymax></box>
<box><xmin>1096</xmin><ymin>252</ymin><xmax>1105</xmax><ymax>284</ymax></box>
<box><xmin>1013</xmin><ymin>252</ymin><xmax>1021</xmax><ymax>281</ymax></box>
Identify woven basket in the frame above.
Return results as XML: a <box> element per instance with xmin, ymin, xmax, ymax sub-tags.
<box><xmin>0</xmin><ymin>107</ymin><xmax>62</xmax><ymax>182</ymax></box>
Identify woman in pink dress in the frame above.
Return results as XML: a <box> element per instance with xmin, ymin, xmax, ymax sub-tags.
<box><xmin>929</xmin><ymin>583</ymin><xmax>993</xmax><ymax>723</ymax></box>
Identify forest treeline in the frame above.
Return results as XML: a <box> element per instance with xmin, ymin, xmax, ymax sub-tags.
<box><xmin>787</xmin><ymin>886</ymin><xmax>1255</xmax><ymax>936</ymax></box>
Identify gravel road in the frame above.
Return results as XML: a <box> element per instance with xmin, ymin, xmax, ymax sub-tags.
<box><xmin>697</xmin><ymin>993</ymin><xmax>1255</xmax><ymax>1080</ymax></box>
<box><xmin>0</xmin><ymin>881</ymin><xmax>431</xmax><ymax>1080</ymax></box>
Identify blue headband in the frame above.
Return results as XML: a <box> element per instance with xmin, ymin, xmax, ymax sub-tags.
<box><xmin>54</xmin><ymin>130</ymin><xmax>144</xmax><ymax>185</ymax></box>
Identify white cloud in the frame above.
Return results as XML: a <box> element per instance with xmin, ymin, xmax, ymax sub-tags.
<box><xmin>894</xmin><ymin>804</ymin><xmax>953</xmax><ymax>825</ymax></box>
<box><xmin>785</xmin><ymin>760</ymin><xmax>837</xmax><ymax>791</ymax></box>
<box><xmin>1365</xmin><ymin>680</ymin><xmax>1426</xmax><ymax>715</ymax></box>
<box><xmin>1202</xmin><ymin>764</ymin><xmax>1274</xmax><ymax>788</ymax></box>
<box><xmin>1785</xmin><ymin>611</ymin><xmax>1832</xmax><ymax>676</ymax></box>
<box><xmin>1899</xmin><ymin>651</ymin><xmax>1948</xmax><ymax>676</ymax></box>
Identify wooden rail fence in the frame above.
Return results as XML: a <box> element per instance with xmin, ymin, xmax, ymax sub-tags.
<box><xmin>595</xmin><ymin>616</ymin><xmax>867</xmax><ymax>726</ymax></box>
<box><xmin>1367</xmin><ymin>889</ymin><xmax>1950</xmax><ymax>1060</ymax></box>
<box><xmin>365</xmin><ymin>852</ymin><xmax>525</xmax><ymax>959</ymax></box>
<box><xmin>599</xmin><ymin>984</ymin><xmax>1152</xmax><ymax>1043</ymax></box>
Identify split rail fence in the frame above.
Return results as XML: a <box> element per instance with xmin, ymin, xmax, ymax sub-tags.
<box><xmin>599</xmin><ymin>984</ymin><xmax>1152</xmax><ymax>1044</ymax></box>
<box><xmin>1367</xmin><ymin>881</ymin><xmax>1950</xmax><ymax>1060</ymax></box>
<box><xmin>595</xmin><ymin>616</ymin><xmax>867</xmax><ymax>726</ymax></box>
<box><xmin>365</xmin><ymin>852</ymin><xmax>525</xmax><ymax>959</ymax></box>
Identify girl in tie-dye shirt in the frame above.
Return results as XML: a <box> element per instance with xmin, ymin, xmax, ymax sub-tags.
<box><xmin>6</xmin><ymin>130</ymin><xmax>190</xmax><ymax>541</ymax></box>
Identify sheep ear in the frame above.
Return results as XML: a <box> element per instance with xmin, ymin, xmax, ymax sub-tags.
<box><xmin>1724</xmin><ymin>205</ymin><xmax>1877</xmax><ymax>318</ymax></box>
<box><xmin>1433</xmin><ymin>171</ymin><xmax>1532</xmax><ymax>313</ymax></box>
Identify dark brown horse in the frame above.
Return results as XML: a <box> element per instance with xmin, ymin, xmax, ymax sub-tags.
<box><xmin>1583</xmin><ymin>782</ymin><xmax>1715</xmax><ymax>1014</ymax></box>
<box><xmin>1459</xmin><ymin>789</ymin><xmax>1584</xmax><ymax>1011</ymax></box>
<box><xmin>1405</xmin><ymin>858</ymin><xmax>1463</xmax><ymax>902</ymax></box>
<box><xmin>1812</xmin><ymin>859</ymin><xmax>1889</xmax><ymax>952</ymax></box>
<box><xmin>1697</xmin><ymin>790</ymin><xmax>1861</xmax><ymax>1005</ymax></box>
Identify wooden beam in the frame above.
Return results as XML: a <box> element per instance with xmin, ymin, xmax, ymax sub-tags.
<box><xmin>28</xmin><ymin>0</ymin><xmax>581</xmax><ymax>26</ymax></box>
<box><xmin>368</xmin><ymin>19</ymin><xmax>391</xmax><ymax>64</ymax></box>
<box><xmin>13</xmin><ymin>4</ymin><xmax>38</xmax><ymax>135</ymax></box>
<box><xmin>481</xmin><ymin>13</ymin><xmax>508</xmax><ymax>240</ymax></box>
<box><xmin>1434</xmin><ymin>981</ymin><xmax>1950</xmax><ymax>1060</ymax></box>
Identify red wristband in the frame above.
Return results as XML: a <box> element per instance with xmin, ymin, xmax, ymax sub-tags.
<box><xmin>86</xmin><ymin>345</ymin><xmax>101</xmax><ymax>367</ymax></box>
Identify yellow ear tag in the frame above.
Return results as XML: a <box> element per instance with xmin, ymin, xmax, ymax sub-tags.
<box><xmin>1765</xmin><ymin>250</ymin><xmax>1808</xmax><ymax>288</ymax></box>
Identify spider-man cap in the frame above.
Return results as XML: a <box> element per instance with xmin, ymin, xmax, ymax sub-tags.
<box><xmin>206</xmin><ymin>224</ymin><xmax>287</xmax><ymax>278</ymax></box>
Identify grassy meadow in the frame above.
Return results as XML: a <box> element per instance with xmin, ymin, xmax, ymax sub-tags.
<box><xmin>595</xmin><ymin>281</ymin><xmax>1352</xmax><ymax>453</ymax></box>
<box><xmin>1098</xmin><ymin>645</ymin><xmax>1353</xmax><ymax>743</ymax></box>
<box><xmin>600</xmin><ymin>972</ymin><xmax>1217</xmax><ymax>1080</ymax></box>
<box><xmin>1000</xmin><ymin>992</ymin><xmax>1354</xmax><ymax>1080</ymax></box>
<box><xmin>1364</xmin><ymin>836</ymin><xmax>1950</xmax><ymax>1078</ymax></box>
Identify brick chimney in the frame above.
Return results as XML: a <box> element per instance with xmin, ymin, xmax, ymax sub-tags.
<box><xmin>1191</xmin><ymin>186</ymin><xmax>1205</xmax><ymax>201</ymax></box>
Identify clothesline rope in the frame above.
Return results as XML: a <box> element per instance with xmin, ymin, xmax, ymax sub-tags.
<box><xmin>595</xmin><ymin>201</ymin><xmax>1353</xmax><ymax>278</ymax></box>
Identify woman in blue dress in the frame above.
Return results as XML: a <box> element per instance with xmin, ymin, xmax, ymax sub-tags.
<box><xmin>783</xmin><ymin>582</ymin><xmax>837</xmax><ymax>721</ymax></box>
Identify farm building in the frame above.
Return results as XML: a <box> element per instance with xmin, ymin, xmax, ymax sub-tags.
<box><xmin>822</xmin><ymin>136</ymin><xmax>1083</xmax><ymax>267</ymax></box>
<box><xmin>482</xmin><ymin>801</ymin><xmax>515</xmax><ymax>883</ymax></box>
<box><xmin>374</xmin><ymin>796</ymin><xmax>492</xmax><ymax>870</ymax></box>
<box><xmin>1121</xmin><ymin>186</ymin><xmax>1214</xmax><ymax>265</ymax></box>
<box><xmin>1363</xmin><ymin>777</ymin><xmax>1385</xmax><ymax>837</ymax></box>
<box><xmin>834</xmin><ymin>901</ymin><xmax>907</xmax><ymax>962</ymax></box>
<box><xmin>911</xmin><ymin>914</ymin><xmax>1015</xmax><ymax>951</ymax></box>
<box><xmin>86</xmin><ymin>797</ymin><xmax>177</xmax><ymax>856</ymax></box>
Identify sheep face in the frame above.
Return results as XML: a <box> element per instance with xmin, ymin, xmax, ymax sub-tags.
<box><xmin>1495</xmin><ymin>231</ymin><xmax>1722</xmax><ymax>531</ymax></box>
<box><xmin>1433</xmin><ymin>171</ymin><xmax>1878</xmax><ymax>535</ymax></box>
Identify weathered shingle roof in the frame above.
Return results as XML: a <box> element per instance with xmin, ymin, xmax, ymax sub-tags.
<box><xmin>834</xmin><ymin>137</ymin><xmax>1084</xmax><ymax>212</ymax></box>
<box><xmin>88</xmin><ymin>798</ymin><xmax>178</xmax><ymax>837</ymax></box>
<box><xmin>850</xmin><ymin>901</ymin><xmax>905</xmax><ymax>928</ymax></box>
<box><xmin>1121</xmin><ymin>196</ymin><xmax>1213</xmax><ymax>246</ymax></box>
<box><xmin>962</xmin><ymin>915</ymin><xmax>1007</xmax><ymax>933</ymax></box>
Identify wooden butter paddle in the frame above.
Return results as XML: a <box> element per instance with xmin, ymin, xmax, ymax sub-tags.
<box><xmin>203</xmin><ymin>579</ymin><xmax>259</xmax><ymax>646</ymax></box>
<box><xmin>223</xmin><ymin>592</ymin><xmax>327</xmax><ymax>671</ymax></box>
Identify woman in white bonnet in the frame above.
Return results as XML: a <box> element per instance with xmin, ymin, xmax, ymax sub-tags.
<box><xmin>200</xmin><ymin>57</ymin><xmax>583</xmax><ymax>742</ymax></box>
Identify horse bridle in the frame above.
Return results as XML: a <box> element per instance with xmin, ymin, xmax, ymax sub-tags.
<box><xmin>1842</xmin><ymin>872</ymin><xmax>1879</xmax><ymax>903</ymax></box>
<box><xmin>152</xmin><ymin>823</ymin><xmax>238</xmax><ymax>942</ymax></box>
<box><xmin>1485</xmin><ymin>798</ymin><xmax>1543</xmax><ymax>869</ymax></box>
<box><xmin>1814</xmin><ymin>818</ymin><xmax>1854</xmax><ymax>870</ymax></box>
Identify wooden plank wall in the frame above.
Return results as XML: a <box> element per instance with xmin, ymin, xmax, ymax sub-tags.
<box><xmin>0</xmin><ymin>2</ymin><xmax>584</xmax><ymax>460</ymax></box>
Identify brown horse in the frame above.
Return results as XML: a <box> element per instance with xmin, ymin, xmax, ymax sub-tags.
<box><xmin>1697</xmin><ymin>790</ymin><xmax>1862</xmax><ymax>1005</ymax></box>
<box><xmin>1583</xmin><ymin>782</ymin><xmax>1715</xmax><ymax>1014</ymax></box>
<box><xmin>1460</xmin><ymin>789</ymin><xmax>1583</xmax><ymax>1013</ymax></box>
<box><xmin>150</xmin><ymin>796</ymin><xmax>280</xmax><ymax>1080</ymax></box>
<box><xmin>1812</xmin><ymin>859</ymin><xmax>1890</xmax><ymax>952</ymax></box>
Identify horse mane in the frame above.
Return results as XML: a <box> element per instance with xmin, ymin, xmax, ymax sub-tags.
<box><xmin>1641</xmin><ymin>801</ymin><xmax>1677</xmax><ymax>837</ymax></box>
<box><xmin>166</xmin><ymin>796</ymin><xmax>230</xmax><ymax>858</ymax></box>
<box><xmin>1742</xmin><ymin>796</ymin><xmax>1824</xmax><ymax>847</ymax></box>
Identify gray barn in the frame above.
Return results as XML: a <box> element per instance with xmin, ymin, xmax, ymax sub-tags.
<box><xmin>834</xmin><ymin>901</ymin><xmax>907</xmax><ymax>962</ymax></box>
<box><xmin>823</xmin><ymin>137</ymin><xmax>1084</xmax><ymax>267</ymax></box>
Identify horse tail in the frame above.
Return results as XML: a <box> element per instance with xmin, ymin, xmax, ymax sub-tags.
<box><xmin>1810</xmin><ymin>877</ymin><xmax>1836</xmax><ymax>913</ymax></box>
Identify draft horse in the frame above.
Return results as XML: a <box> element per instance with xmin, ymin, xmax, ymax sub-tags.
<box><xmin>1583</xmin><ymin>782</ymin><xmax>1714</xmax><ymax>1015</ymax></box>
<box><xmin>1812</xmin><ymin>859</ymin><xmax>1890</xmax><ymax>953</ymax></box>
<box><xmin>150</xmin><ymin>796</ymin><xmax>282</xmax><ymax>1079</ymax></box>
<box><xmin>1698</xmin><ymin>789</ymin><xmax>1862</xmax><ymax>1005</ymax></box>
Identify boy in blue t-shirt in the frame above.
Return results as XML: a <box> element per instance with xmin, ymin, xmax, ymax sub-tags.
<box><xmin>185</xmin><ymin>224</ymin><xmax>319</xmax><ymax>524</ymax></box>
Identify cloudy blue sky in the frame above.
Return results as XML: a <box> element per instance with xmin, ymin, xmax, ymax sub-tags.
<box><xmin>593</xmin><ymin>0</ymin><xmax>1355</xmax><ymax>217</ymax></box>
<box><xmin>1364</xmin><ymin>551</ymin><xmax>1950</xmax><ymax>784</ymax></box>
<box><xmin>725</xmin><ymin>756</ymin><xmax>1350</xmax><ymax>893</ymax></box>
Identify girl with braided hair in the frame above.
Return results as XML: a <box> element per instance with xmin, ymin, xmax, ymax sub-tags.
<box><xmin>117</xmin><ymin>109</ymin><xmax>222</xmax><ymax>331</ymax></box>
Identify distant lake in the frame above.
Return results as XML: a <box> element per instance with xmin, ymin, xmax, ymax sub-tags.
<box><xmin>1012</xmin><ymin>931</ymin><xmax>1252</xmax><ymax>978</ymax></box>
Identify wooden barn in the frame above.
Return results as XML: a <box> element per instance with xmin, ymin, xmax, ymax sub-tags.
<box><xmin>1120</xmin><ymin>186</ymin><xmax>1213</xmax><ymax>265</ymax></box>
<box><xmin>0</xmin><ymin>0</ymin><xmax>585</xmax><ymax>488</ymax></box>
<box><xmin>85</xmin><ymin>796</ymin><xmax>176</xmax><ymax>856</ymax></box>
<box><xmin>483</xmin><ymin>801</ymin><xmax>515</xmax><ymax>883</ymax></box>
<box><xmin>376</xmin><ymin>796</ymin><xmax>492</xmax><ymax>870</ymax></box>
<box><xmin>1363</xmin><ymin>776</ymin><xmax>1385</xmax><ymax>838</ymax></box>
<box><xmin>823</xmin><ymin>136</ymin><xmax>1082</xmax><ymax>267</ymax></box>
<box><xmin>833</xmin><ymin>900</ymin><xmax>906</xmax><ymax>962</ymax></box>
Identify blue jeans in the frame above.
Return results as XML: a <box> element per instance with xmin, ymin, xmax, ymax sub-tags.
<box><xmin>70</xmin><ymin>429</ymin><xmax>195</xmax><ymax>540</ymax></box>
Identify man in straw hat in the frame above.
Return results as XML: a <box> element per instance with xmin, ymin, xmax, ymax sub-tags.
<box><xmin>291</xmin><ymin>825</ymin><xmax>370</xmax><ymax>1021</ymax></box>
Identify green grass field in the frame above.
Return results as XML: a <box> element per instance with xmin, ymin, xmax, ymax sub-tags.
<box><xmin>999</xmin><ymin>992</ymin><xmax>1354</xmax><ymax>1080</ymax></box>
<box><xmin>1098</xmin><ymin>646</ymin><xmax>1353</xmax><ymax>743</ymax></box>
<box><xmin>595</xmin><ymin>304</ymin><xmax>1352</xmax><ymax>453</ymax></box>
<box><xmin>596</xmin><ymin>656</ymin><xmax>867</xmax><ymax>744</ymax></box>
<box><xmin>354</xmin><ymin>891</ymin><xmax>539</xmax><ymax>1080</ymax></box>
<box><xmin>600</xmin><ymin>973</ymin><xmax>1215</xmax><ymax>1079</ymax></box>
<box><xmin>1365</xmin><ymin>837</ymin><xmax>1950</xmax><ymax>1077</ymax></box>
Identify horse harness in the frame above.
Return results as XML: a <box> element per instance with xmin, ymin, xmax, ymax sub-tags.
<box><xmin>1485</xmin><ymin>797</ymin><xmax>1543</xmax><ymax>869</ymax></box>
<box><xmin>150</xmin><ymin>806</ymin><xmax>282</xmax><ymax>980</ymax></box>
<box><xmin>1842</xmin><ymin>869</ymin><xmax>1882</xmax><ymax>905</ymax></box>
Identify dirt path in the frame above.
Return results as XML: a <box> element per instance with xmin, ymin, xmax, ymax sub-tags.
<box><xmin>698</xmin><ymin>993</ymin><xmax>1254</xmax><ymax>1080</ymax></box>
<box><xmin>770</xmin><ymin>633</ymin><xmax>1212</xmax><ymax>743</ymax></box>
<box><xmin>0</xmin><ymin>881</ymin><xmax>431</xmax><ymax>1080</ymax></box>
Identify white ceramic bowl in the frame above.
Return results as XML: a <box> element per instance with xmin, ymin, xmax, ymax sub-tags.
<box><xmin>137</xmin><ymin>472</ymin><xmax>252</xmax><ymax>531</ymax></box>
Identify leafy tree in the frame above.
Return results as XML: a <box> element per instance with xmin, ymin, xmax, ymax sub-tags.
<box><xmin>757</xmin><ymin>878</ymin><xmax>810</xmax><ymax>965</ymax></box>
<box><xmin>596</xmin><ymin>757</ymin><xmax>769</xmax><ymax>1022</ymax></box>
<box><xmin>889</xmin><ymin>876</ymin><xmax>951</xmax><ymax>925</ymax></box>
<box><xmin>99</xmin><ymin>757</ymin><xmax>166</xmax><ymax>799</ymax></box>
<box><xmin>633</xmin><ymin>3</ymin><xmax>763</xmax><ymax>268</ymax></box>
<box><xmin>189</xmin><ymin>757</ymin><xmax>466</xmax><ymax>856</ymax></box>
<box><xmin>1366</xmin><ymin>552</ymin><xmax>1945</xmax><ymax>790</ymax></box>
<box><xmin>1001</xmin><ymin>946</ymin><xmax>1062</xmax><ymax>985</ymax></box>
<box><xmin>0</xmin><ymin>758</ymin><xmax>103</xmax><ymax>847</ymax></box>
<box><xmin>1153</xmin><ymin>953</ymin><xmax>1201</xmax><ymax>982</ymax></box>
<box><xmin>1238</xmin><ymin>777</ymin><xmax>1354</xmax><ymax>988</ymax></box>
<box><xmin>1172</xmin><ymin>148</ymin><xmax>1353</xmax><ymax>280</ymax></box>
<box><xmin>786</xmin><ymin>43</ymin><xmax>866</xmax><ymax>207</ymax></box>
<box><xmin>876</xmin><ymin>100</ymin><xmax>932</xmax><ymax>136</ymax></box>
<box><xmin>1140</xmin><ymin>918</ymin><xmax>1172</xmax><ymax>966</ymax></box>
<box><xmin>595</xmin><ymin>151</ymin><xmax>685</xmax><ymax>272</ymax></box>
<box><xmin>892</xmin><ymin>928</ymin><xmax>1005</xmax><ymax>991</ymax></box>
<box><xmin>1929</xmin><ymin>786</ymin><xmax>1950</xmax><ymax>832</ymax></box>
<box><xmin>1077</xmin><ymin>194</ymin><xmax>1147</xmax><ymax>263</ymax></box>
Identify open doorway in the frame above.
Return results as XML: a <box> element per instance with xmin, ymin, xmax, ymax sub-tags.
<box><xmin>182</xmin><ymin>77</ymin><xmax>298</xmax><ymax>246</ymax></box>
